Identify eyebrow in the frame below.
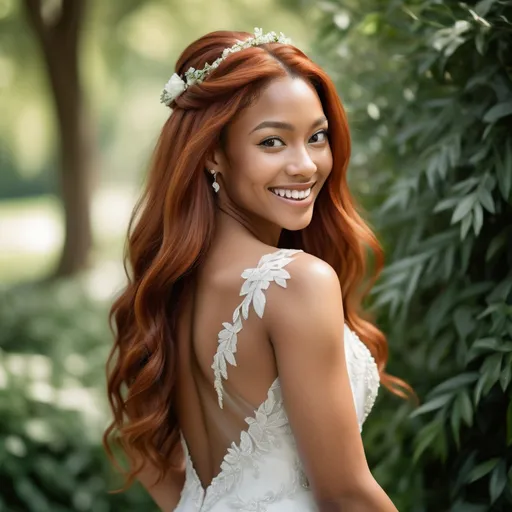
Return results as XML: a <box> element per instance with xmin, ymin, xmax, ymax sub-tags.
<box><xmin>250</xmin><ymin>116</ymin><xmax>328</xmax><ymax>134</ymax></box>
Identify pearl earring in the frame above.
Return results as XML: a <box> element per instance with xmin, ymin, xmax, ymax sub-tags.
<box><xmin>210</xmin><ymin>169</ymin><xmax>220</xmax><ymax>193</ymax></box>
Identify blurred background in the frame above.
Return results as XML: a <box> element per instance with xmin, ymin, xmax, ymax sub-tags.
<box><xmin>0</xmin><ymin>0</ymin><xmax>511</xmax><ymax>511</ymax></box>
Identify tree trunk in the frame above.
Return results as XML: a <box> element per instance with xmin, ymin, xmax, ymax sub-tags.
<box><xmin>23</xmin><ymin>0</ymin><xmax>93</xmax><ymax>278</ymax></box>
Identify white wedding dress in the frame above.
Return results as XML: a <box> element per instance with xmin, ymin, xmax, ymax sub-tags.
<box><xmin>174</xmin><ymin>249</ymin><xmax>380</xmax><ymax>511</ymax></box>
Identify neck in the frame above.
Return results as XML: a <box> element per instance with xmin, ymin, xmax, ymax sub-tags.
<box><xmin>215</xmin><ymin>204</ymin><xmax>281</xmax><ymax>248</ymax></box>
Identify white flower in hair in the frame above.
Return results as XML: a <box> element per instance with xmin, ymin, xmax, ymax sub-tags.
<box><xmin>160</xmin><ymin>73</ymin><xmax>187</xmax><ymax>106</ymax></box>
<box><xmin>160</xmin><ymin>28</ymin><xmax>293</xmax><ymax>107</ymax></box>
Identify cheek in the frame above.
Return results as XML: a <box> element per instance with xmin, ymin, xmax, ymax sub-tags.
<box><xmin>224</xmin><ymin>150</ymin><xmax>271</xmax><ymax>199</ymax></box>
<box><xmin>319</xmin><ymin>147</ymin><xmax>333</xmax><ymax>177</ymax></box>
<box><xmin>232</xmin><ymin>148</ymin><xmax>281</xmax><ymax>187</ymax></box>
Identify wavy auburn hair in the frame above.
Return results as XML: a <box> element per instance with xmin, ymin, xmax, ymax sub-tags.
<box><xmin>104</xmin><ymin>29</ymin><xmax>411</xmax><ymax>487</ymax></box>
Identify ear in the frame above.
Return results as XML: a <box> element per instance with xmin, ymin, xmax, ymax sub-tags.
<box><xmin>205</xmin><ymin>144</ymin><xmax>227</xmax><ymax>174</ymax></box>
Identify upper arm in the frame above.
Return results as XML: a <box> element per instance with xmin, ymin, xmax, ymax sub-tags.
<box><xmin>135</xmin><ymin>444</ymin><xmax>186</xmax><ymax>512</ymax></box>
<box><xmin>265</xmin><ymin>254</ymin><xmax>373</xmax><ymax>502</ymax></box>
<box><xmin>138</xmin><ymin>468</ymin><xmax>184</xmax><ymax>512</ymax></box>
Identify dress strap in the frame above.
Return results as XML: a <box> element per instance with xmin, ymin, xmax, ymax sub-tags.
<box><xmin>211</xmin><ymin>249</ymin><xmax>303</xmax><ymax>408</ymax></box>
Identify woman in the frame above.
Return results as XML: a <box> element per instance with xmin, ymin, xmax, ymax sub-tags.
<box><xmin>104</xmin><ymin>28</ymin><xmax>408</xmax><ymax>511</ymax></box>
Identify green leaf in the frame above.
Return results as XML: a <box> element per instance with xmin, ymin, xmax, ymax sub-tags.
<box><xmin>483</xmin><ymin>101</ymin><xmax>512</xmax><ymax>123</ymax></box>
<box><xmin>395</xmin><ymin>121</ymin><xmax>432</xmax><ymax>145</ymax></box>
<box><xmin>404</xmin><ymin>264</ymin><xmax>423</xmax><ymax>302</ymax></box>
<box><xmin>433</xmin><ymin>197</ymin><xmax>459</xmax><ymax>213</ymax></box>
<box><xmin>451</xmin><ymin>194</ymin><xmax>476</xmax><ymax>224</ymax></box>
<box><xmin>475</xmin><ymin>30</ymin><xmax>486</xmax><ymax>55</ymax></box>
<box><xmin>468</xmin><ymin>340</ymin><xmax>512</xmax><ymax>362</ymax></box>
<box><xmin>448</xmin><ymin>135</ymin><xmax>461</xmax><ymax>167</ymax></box>
<box><xmin>458</xmin><ymin>282</ymin><xmax>494</xmax><ymax>301</ymax></box>
<box><xmin>457</xmin><ymin>389</ymin><xmax>473</xmax><ymax>427</ymax></box>
<box><xmin>433</xmin><ymin>424</ymin><xmax>448</xmax><ymax>462</ymax></box>
<box><xmin>489</xmin><ymin>460</ymin><xmax>507</xmax><ymax>503</ymax></box>
<box><xmin>486</xmin><ymin>228</ymin><xmax>511</xmax><ymax>261</ymax></box>
<box><xmin>481</xmin><ymin>353</ymin><xmax>503</xmax><ymax>396</ymax></box>
<box><xmin>495</xmin><ymin>140</ymin><xmax>512</xmax><ymax>201</ymax></box>
<box><xmin>468</xmin><ymin>458</ymin><xmax>499</xmax><ymax>483</ymax></box>
<box><xmin>477</xmin><ymin>304</ymin><xmax>502</xmax><ymax>319</ymax></box>
<box><xmin>382</xmin><ymin>253</ymin><xmax>432</xmax><ymax>275</ymax></box>
<box><xmin>428</xmin><ymin>372</ymin><xmax>479</xmax><ymax>397</ymax></box>
<box><xmin>426</xmin><ymin>154</ymin><xmax>439</xmax><ymax>189</ymax></box>
<box><xmin>474</xmin><ymin>371</ymin><xmax>491</xmax><ymax>405</ymax></box>
<box><xmin>472</xmin><ymin>337</ymin><xmax>500</xmax><ymax>350</ymax></box>
<box><xmin>487</xmin><ymin>276</ymin><xmax>512</xmax><ymax>302</ymax></box>
<box><xmin>454</xmin><ymin>307</ymin><xmax>476</xmax><ymax>342</ymax></box>
<box><xmin>475</xmin><ymin>0</ymin><xmax>497</xmax><ymax>17</ymax></box>
<box><xmin>410</xmin><ymin>394</ymin><xmax>452</xmax><ymax>418</ymax></box>
<box><xmin>443</xmin><ymin>245</ymin><xmax>455</xmax><ymax>280</ymax></box>
<box><xmin>460</xmin><ymin>212</ymin><xmax>473</xmax><ymax>240</ymax></box>
<box><xmin>413</xmin><ymin>419</ymin><xmax>442</xmax><ymax>463</ymax></box>
<box><xmin>477</xmin><ymin>186</ymin><xmax>495</xmax><ymax>213</ymax></box>
<box><xmin>451</xmin><ymin>401</ymin><xmax>461</xmax><ymax>447</ymax></box>
<box><xmin>452</xmin><ymin>177</ymin><xmax>480</xmax><ymax>194</ymax></box>
<box><xmin>426</xmin><ymin>284</ymin><xmax>458</xmax><ymax>337</ymax></box>
<box><xmin>372</xmin><ymin>288</ymin><xmax>401</xmax><ymax>311</ymax></box>
<box><xmin>500</xmin><ymin>359</ymin><xmax>511</xmax><ymax>391</ymax></box>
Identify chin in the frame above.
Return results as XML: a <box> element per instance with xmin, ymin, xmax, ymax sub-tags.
<box><xmin>278</xmin><ymin>212</ymin><xmax>314</xmax><ymax>232</ymax></box>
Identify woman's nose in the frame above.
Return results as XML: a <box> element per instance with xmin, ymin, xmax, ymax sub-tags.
<box><xmin>286</xmin><ymin>148</ymin><xmax>317</xmax><ymax>177</ymax></box>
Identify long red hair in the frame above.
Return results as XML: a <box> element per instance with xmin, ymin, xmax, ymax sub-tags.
<box><xmin>104</xmin><ymin>29</ymin><xmax>410</xmax><ymax>488</ymax></box>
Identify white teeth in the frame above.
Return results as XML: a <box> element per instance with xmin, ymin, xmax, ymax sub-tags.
<box><xmin>269</xmin><ymin>187</ymin><xmax>312</xmax><ymax>200</ymax></box>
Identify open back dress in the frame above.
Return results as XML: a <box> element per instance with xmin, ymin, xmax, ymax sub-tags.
<box><xmin>173</xmin><ymin>248</ymin><xmax>380</xmax><ymax>511</ymax></box>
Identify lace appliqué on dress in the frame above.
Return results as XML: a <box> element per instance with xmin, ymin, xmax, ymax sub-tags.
<box><xmin>201</xmin><ymin>379</ymin><xmax>291</xmax><ymax>511</ymax></box>
<box><xmin>345</xmin><ymin>327</ymin><xmax>380</xmax><ymax>428</ymax></box>
<box><xmin>211</xmin><ymin>249</ymin><xmax>303</xmax><ymax>408</ymax></box>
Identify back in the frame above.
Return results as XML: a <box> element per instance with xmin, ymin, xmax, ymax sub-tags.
<box><xmin>174</xmin><ymin>248</ymin><xmax>298</xmax><ymax>491</ymax></box>
<box><xmin>173</xmin><ymin>248</ymin><xmax>381</xmax><ymax>512</ymax></box>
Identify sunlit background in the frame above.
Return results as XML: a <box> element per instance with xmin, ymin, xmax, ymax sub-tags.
<box><xmin>1</xmin><ymin>0</ymin><xmax>511</xmax><ymax>510</ymax></box>
<box><xmin>0</xmin><ymin>0</ymin><xmax>314</xmax><ymax>285</ymax></box>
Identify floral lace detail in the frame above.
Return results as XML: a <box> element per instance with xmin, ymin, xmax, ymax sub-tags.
<box><xmin>177</xmin><ymin>434</ymin><xmax>205</xmax><ymax>511</ymax></box>
<box><xmin>227</xmin><ymin>459</ymin><xmax>306</xmax><ymax>511</ymax></box>
<box><xmin>201</xmin><ymin>379</ymin><xmax>290</xmax><ymax>511</ymax></box>
<box><xmin>212</xmin><ymin>249</ymin><xmax>303</xmax><ymax>408</ymax></box>
<box><xmin>345</xmin><ymin>327</ymin><xmax>380</xmax><ymax>427</ymax></box>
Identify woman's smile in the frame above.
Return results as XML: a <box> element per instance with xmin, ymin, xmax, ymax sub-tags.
<box><xmin>267</xmin><ymin>181</ymin><xmax>317</xmax><ymax>207</ymax></box>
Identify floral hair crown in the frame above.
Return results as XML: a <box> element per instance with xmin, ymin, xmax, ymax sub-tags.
<box><xmin>160</xmin><ymin>27</ymin><xmax>292</xmax><ymax>107</ymax></box>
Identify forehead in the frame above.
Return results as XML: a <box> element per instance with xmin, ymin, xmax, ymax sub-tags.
<box><xmin>232</xmin><ymin>76</ymin><xmax>325</xmax><ymax>131</ymax></box>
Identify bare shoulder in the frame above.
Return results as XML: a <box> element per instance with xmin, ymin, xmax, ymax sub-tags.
<box><xmin>264</xmin><ymin>251</ymin><xmax>344</xmax><ymax>341</ymax></box>
<box><xmin>285</xmin><ymin>251</ymin><xmax>340</xmax><ymax>295</ymax></box>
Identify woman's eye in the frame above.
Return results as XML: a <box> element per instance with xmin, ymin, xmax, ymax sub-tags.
<box><xmin>259</xmin><ymin>137</ymin><xmax>285</xmax><ymax>148</ymax></box>
<box><xmin>310</xmin><ymin>129</ymin><xmax>329</xmax><ymax>144</ymax></box>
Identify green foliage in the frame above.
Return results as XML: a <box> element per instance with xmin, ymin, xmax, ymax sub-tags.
<box><xmin>315</xmin><ymin>0</ymin><xmax>512</xmax><ymax>510</ymax></box>
<box><xmin>0</xmin><ymin>281</ymin><xmax>155</xmax><ymax>511</ymax></box>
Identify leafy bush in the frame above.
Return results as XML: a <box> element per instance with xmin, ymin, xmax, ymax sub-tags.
<box><xmin>314</xmin><ymin>0</ymin><xmax>512</xmax><ymax>510</ymax></box>
<box><xmin>0</xmin><ymin>280</ymin><xmax>155</xmax><ymax>512</ymax></box>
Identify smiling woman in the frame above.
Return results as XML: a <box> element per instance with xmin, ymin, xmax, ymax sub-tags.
<box><xmin>207</xmin><ymin>77</ymin><xmax>332</xmax><ymax>235</ymax></box>
<box><xmin>104</xmin><ymin>28</ymin><xmax>409</xmax><ymax>512</ymax></box>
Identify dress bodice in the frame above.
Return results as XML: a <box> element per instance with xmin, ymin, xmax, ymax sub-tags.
<box><xmin>174</xmin><ymin>249</ymin><xmax>380</xmax><ymax>511</ymax></box>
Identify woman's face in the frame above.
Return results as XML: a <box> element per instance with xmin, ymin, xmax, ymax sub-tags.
<box><xmin>210</xmin><ymin>75</ymin><xmax>333</xmax><ymax>241</ymax></box>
